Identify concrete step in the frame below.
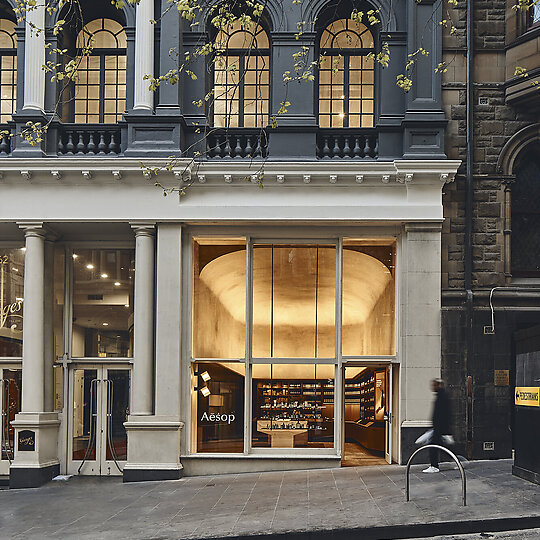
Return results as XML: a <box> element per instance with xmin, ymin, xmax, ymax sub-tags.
<box><xmin>0</xmin><ymin>475</ymin><xmax>9</xmax><ymax>487</ymax></box>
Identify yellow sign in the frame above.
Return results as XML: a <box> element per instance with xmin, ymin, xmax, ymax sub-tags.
<box><xmin>515</xmin><ymin>387</ymin><xmax>540</xmax><ymax>407</ymax></box>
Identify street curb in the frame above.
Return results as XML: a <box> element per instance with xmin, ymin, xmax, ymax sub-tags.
<box><xmin>203</xmin><ymin>515</ymin><xmax>540</xmax><ymax>540</ymax></box>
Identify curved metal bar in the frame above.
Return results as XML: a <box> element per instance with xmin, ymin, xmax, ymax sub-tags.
<box><xmin>105</xmin><ymin>379</ymin><xmax>123</xmax><ymax>473</ymax></box>
<box><xmin>78</xmin><ymin>378</ymin><xmax>98</xmax><ymax>475</ymax></box>
<box><xmin>0</xmin><ymin>379</ymin><xmax>13</xmax><ymax>463</ymax></box>
<box><xmin>406</xmin><ymin>444</ymin><xmax>466</xmax><ymax>506</ymax></box>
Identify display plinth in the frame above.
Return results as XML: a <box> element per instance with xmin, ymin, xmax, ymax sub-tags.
<box><xmin>123</xmin><ymin>415</ymin><xmax>184</xmax><ymax>482</ymax></box>
<box><xmin>9</xmin><ymin>412</ymin><xmax>60</xmax><ymax>489</ymax></box>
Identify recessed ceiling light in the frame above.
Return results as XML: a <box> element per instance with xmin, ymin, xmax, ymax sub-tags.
<box><xmin>125</xmin><ymin>304</ymin><xmax>129</xmax><ymax>307</ymax></box>
<box><xmin>86</xmin><ymin>264</ymin><xmax>94</xmax><ymax>270</ymax></box>
<box><xmin>102</xmin><ymin>322</ymin><xmax>109</xmax><ymax>326</ymax></box>
<box><xmin>15</xmin><ymin>297</ymin><xmax>23</xmax><ymax>302</ymax></box>
<box><xmin>201</xmin><ymin>371</ymin><xmax>211</xmax><ymax>382</ymax></box>
<box><xmin>20</xmin><ymin>247</ymin><xmax>26</xmax><ymax>252</ymax></box>
<box><xmin>114</xmin><ymin>282</ymin><xmax>120</xmax><ymax>286</ymax></box>
<box><xmin>13</xmin><ymin>268</ymin><xmax>18</xmax><ymax>272</ymax></box>
<box><xmin>200</xmin><ymin>386</ymin><xmax>211</xmax><ymax>397</ymax></box>
<box><xmin>101</xmin><ymin>273</ymin><xmax>109</xmax><ymax>278</ymax></box>
<box><xmin>72</xmin><ymin>254</ymin><xmax>78</xmax><ymax>259</ymax></box>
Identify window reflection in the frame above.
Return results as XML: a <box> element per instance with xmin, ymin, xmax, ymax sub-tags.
<box><xmin>0</xmin><ymin>248</ymin><xmax>24</xmax><ymax>357</ymax></box>
<box><xmin>71</xmin><ymin>249</ymin><xmax>134</xmax><ymax>358</ymax></box>
<box><xmin>213</xmin><ymin>20</ymin><xmax>269</xmax><ymax>127</ymax></box>
<box><xmin>0</xmin><ymin>18</ymin><xmax>16</xmax><ymax>123</ymax></box>
<box><xmin>74</xmin><ymin>18</ymin><xmax>126</xmax><ymax>124</ymax></box>
<box><xmin>192</xmin><ymin>362</ymin><xmax>245</xmax><ymax>453</ymax></box>
<box><xmin>318</xmin><ymin>19</ymin><xmax>375</xmax><ymax>128</ymax></box>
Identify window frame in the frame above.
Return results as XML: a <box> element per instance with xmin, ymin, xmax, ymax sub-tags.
<box><xmin>209</xmin><ymin>23</ymin><xmax>271</xmax><ymax>128</ymax></box>
<box><xmin>185</xmin><ymin>228</ymin><xmax>399</xmax><ymax>457</ymax></box>
<box><xmin>0</xmin><ymin>19</ymin><xmax>17</xmax><ymax>124</ymax></box>
<box><xmin>317</xmin><ymin>19</ymin><xmax>376</xmax><ymax>129</ymax></box>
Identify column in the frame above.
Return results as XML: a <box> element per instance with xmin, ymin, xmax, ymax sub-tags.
<box><xmin>131</xmin><ymin>224</ymin><xmax>155</xmax><ymax>415</ymax></box>
<box><xmin>10</xmin><ymin>223</ymin><xmax>60</xmax><ymax>488</ymax></box>
<box><xmin>133</xmin><ymin>0</ymin><xmax>154</xmax><ymax>111</ymax></box>
<box><xmin>23</xmin><ymin>4</ymin><xmax>45</xmax><ymax>111</ymax></box>
<box><xmin>21</xmin><ymin>225</ymin><xmax>46</xmax><ymax>412</ymax></box>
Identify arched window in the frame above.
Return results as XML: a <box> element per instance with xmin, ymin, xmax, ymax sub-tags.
<box><xmin>74</xmin><ymin>18</ymin><xmax>126</xmax><ymax>123</ymax></box>
<box><xmin>318</xmin><ymin>19</ymin><xmax>375</xmax><ymax>128</ymax></box>
<box><xmin>213</xmin><ymin>20</ymin><xmax>269</xmax><ymax>128</ymax></box>
<box><xmin>0</xmin><ymin>18</ymin><xmax>16</xmax><ymax>123</ymax></box>
<box><xmin>512</xmin><ymin>144</ymin><xmax>540</xmax><ymax>277</ymax></box>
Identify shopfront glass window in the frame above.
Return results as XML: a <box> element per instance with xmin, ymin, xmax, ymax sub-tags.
<box><xmin>71</xmin><ymin>249</ymin><xmax>134</xmax><ymax>358</ymax></box>
<box><xmin>192</xmin><ymin>362</ymin><xmax>245</xmax><ymax>453</ymax></box>
<box><xmin>252</xmin><ymin>363</ymin><xmax>335</xmax><ymax>448</ymax></box>
<box><xmin>252</xmin><ymin>245</ymin><xmax>336</xmax><ymax>358</ymax></box>
<box><xmin>192</xmin><ymin>238</ymin><xmax>246</xmax><ymax>359</ymax></box>
<box><xmin>342</xmin><ymin>240</ymin><xmax>395</xmax><ymax>356</ymax></box>
<box><xmin>0</xmin><ymin>248</ymin><xmax>24</xmax><ymax>357</ymax></box>
<box><xmin>1</xmin><ymin>368</ymin><xmax>21</xmax><ymax>460</ymax></box>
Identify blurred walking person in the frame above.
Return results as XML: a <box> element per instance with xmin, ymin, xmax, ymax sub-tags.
<box><xmin>423</xmin><ymin>378</ymin><xmax>451</xmax><ymax>473</ymax></box>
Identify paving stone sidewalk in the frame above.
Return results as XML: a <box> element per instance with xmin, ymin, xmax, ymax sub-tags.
<box><xmin>0</xmin><ymin>459</ymin><xmax>539</xmax><ymax>539</ymax></box>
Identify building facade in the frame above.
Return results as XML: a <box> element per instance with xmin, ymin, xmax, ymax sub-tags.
<box><xmin>0</xmin><ymin>0</ymin><xmax>462</xmax><ymax>488</ymax></box>
<box><xmin>441</xmin><ymin>0</ymin><xmax>540</xmax><ymax>475</ymax></box>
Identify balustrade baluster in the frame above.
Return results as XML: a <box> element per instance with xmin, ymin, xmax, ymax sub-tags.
<box><xmin>234</xmin><ymin>136</ymin><xmax>242</xmax><ymax>158</ymax></box>
<box><xmin>96</xmin><ymin>132</ymin><xmax>107</xmax><ymax>155</ymax></box>
<box><xmin>330</xmin><ymin>136</ymin><xmax>339</xmax><ymax>158</ymax></box>
<box><xmin>76</xmin><ymin>131</ymin><xmax>86</xmax><ymax>154</ymax></box>
<box><xmin>253</xmin><ymin>136</ymin><xmax>261</xmax><ymax>157</ymax></box>
<box><xmin>223</xmin><ymin>135</ymin><xmax>232</xmax><ymax>158</ymax></box>
<box><xmin>342</xmin><ymin>136</ymin><xmax>352</xmax><ymax>158</ymax></box>
<box><xmin>108</xmin><ymin>131</ymin><xmax>119</xmax><ymax>154</ymax></box>
<box><xmin>372</xmin><ymin>137</ymin><xmax>379</xmax><ymax>158</ymax></box>
<box><xmin>353</xmin><ymin>136</ymin><xmax>362</xmax><ymax>158</ymax></box>
<box><xmin>363</xmin><ymin>136</ymin><xmax>370</xmax><ymax>158</ymax></box>
<box><xmin>245</xmin><ymin>135</ymin><xmax>253</xmax><ymax>158</ymax></box>
<box><xmin>65</xmin><ymin>132</ymin><xmax>75</xmax><ymax>154</ymax></box>
<box><xmin>322</xmin><ymin>136</ymin><xmax>331</xmax><ymax>159</ymax></box>
<box><xmin>56</xmin><ymin>133</ymin><xmax>64</xmax><ymax>155</ymax></box>
<box><xmin>87</xmin><ymin>132</ymin><xmax>97</xmax><ymax>154</ymax></box>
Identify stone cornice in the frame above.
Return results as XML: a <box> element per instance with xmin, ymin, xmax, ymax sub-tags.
<box><xmin>0</xmin><ymin>158</ymin><xmax>461</xmax><ymax>187</ymax></box>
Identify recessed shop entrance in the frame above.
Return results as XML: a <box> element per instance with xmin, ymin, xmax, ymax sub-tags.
<box><xmin>67</xmin><ymin>365</ymin><xmax>130</xmax><ymax>476</ymax></box>
<box><xmin>342</xmin><ymin>364</ymin><xmax>394</xmax><ymax>466</ymax></box>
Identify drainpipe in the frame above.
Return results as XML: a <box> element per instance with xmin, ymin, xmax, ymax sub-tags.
<box><xmin>465</xmin><ymin>0</ymin><xmax>474</xmax><ymax>460</ymax></box>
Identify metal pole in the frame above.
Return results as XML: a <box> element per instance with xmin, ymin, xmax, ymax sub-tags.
<box><xmin>406</xmin><ymin>444</ymin><xmax>466</xmax><ymax>506</ymax></box>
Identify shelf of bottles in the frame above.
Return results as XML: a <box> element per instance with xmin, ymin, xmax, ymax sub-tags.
<box><xmin>255</xmin><ymin>381</ymin><xmax>333</xmax><ymax>432</ymax></box>
<box><xmin>345</xmin><ymin>373</ymin><xmax>376</xmax><ymax>423</ymax></box>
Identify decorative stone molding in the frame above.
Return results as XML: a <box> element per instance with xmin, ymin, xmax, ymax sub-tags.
<box><xmin>112</xmin><ymin>170</ymin><xmax>122</xmax><ymax>181</ymax></box>
<box><xmin>50</xmin><ymin>171</ymin><xmax>61</xmax><ymax>181</ymax></box>
<box><xmin>329</xmin><ymin>175</ymin><xmax>337</xmax><ymax>184</ymax></box>
<box><xmin>303</xmin><ymin>174</ymin><xmax>311</xmax><ymax>184</ymax></box>
<box><xmin>224</xmin><ymin>174</ymin><xmax>232</xmax><ymax>184</ymax></box>
<box><xmin>382</xmin><ymin>174</ymin><xmax>390</xmax><ymax>184</ymax></box>
<box><xmin>276</xmin><ymin>174</ymin><xmax>285</xmax><ymax>184</ymax></box>
<box><xmin>81</xmin><ymin>171</ymin><xmax>92</xmax><ymax>181</ymax></box>
<box><xmin>355</xmin><ymin>175</ymin><xmax>364</xmax><ymax>183</ymax></box>
<box><xmin>21</xmin><ymin>171</ymin><xmax>31</xmax><ymax>181</ymax></box>
<box><xmin>197</xmin><ymin>174</ymin><xmax>206</xmax><ymax>184</ymax></box>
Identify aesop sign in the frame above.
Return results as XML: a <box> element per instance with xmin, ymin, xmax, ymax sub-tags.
<box><xmin>200</xmin><ymin>412</ymin><xmax>236</xmax><ymax>424</ymax></box>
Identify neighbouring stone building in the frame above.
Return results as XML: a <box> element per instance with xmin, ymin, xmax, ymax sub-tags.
<box><xmin>441</xmin><ymin>0</ymin><xmax>540</xmax><ymax>475</ymax></box>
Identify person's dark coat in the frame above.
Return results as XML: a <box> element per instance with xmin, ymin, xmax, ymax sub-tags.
<box><xmin>432</xmin><ymin>387</ymin><xmax>451</xmax><ymax>435</ymax></box>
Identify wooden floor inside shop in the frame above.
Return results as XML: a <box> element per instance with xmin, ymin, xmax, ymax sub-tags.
<box><xmin>341</xmin><ymin>442</ymin><xmax>388</xmax><ymax>467</ymax></box>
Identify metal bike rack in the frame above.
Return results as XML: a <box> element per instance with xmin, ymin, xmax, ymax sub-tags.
<box><xmin>405</xmin><ymin>444</ymin><xmax>467</xmax><ymax>506</ymax></box>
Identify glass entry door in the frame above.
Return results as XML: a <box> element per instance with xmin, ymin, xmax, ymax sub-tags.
<box><xmin>0</xmin><ymin>368</ymin><xmax>21</xmax><ymax>475</ymax></box>
<box><xmin>68</xmin><ymin>366</ymin><xmax>130</xmax><ymax>476</ymax></box>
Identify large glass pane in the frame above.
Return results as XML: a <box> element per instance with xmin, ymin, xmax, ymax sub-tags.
<box><xmin>252</xmin><ymin>245</ymin><xmax>335</xmax><ymax>358</ymax></box>
<box><xmin>54</xmin><ymin>247</ymin><xmax>64</xmax><ymax>361</ymax></box>
<box><xmin>252</xmin><ymin>363</ymin><xmax>335</xmax><ymax>448</ymax></box>
<box><xmin>105</xmin><ymin>369</ymin><xmax>130</xmax><ymax>461</ymax></box>
<box><xmin>192</xmin><ymin>362</ymin><xmax>245</xmax><ymax>453</ymax></box>
<box><xmin>1</xmin><ymin>369</ymin><xmax>21</xmax><ymax>460</ymax></box>
<box><xmin>192</xmin><ymin>238</ymin><xmax>246</xmax><ymax>359</ymax></box>
<box><xmin>71</xmin><ymin>249</ymin><xmax>134</xmax><ymax>358</ymax></box>
<box><xmin>342</xmin><ymin>240</ymin><xmax>396</xmax><ymax>356</ymax></box>
<box><xmin>72</xmin><ymin>369</ymin><xmax>97</xmax><ymax>461</ymax></box>
<box><xmin>0</xmin><ymin>248</ymin><xmax>25</xmax><ymax>357</ymax></box>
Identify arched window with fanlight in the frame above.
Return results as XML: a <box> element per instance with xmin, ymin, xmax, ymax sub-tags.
<box><xmin>74</xmin><ymin>18</ymin><xmax>126</xmax><ymax>123</ymax></box>
<box><xmin>318</xmin><ymin>19</ymin><xmax>375</xmax><ymax>128</ymax></box>
<box><xmin>0</xmin><ymin>18</ymin><xmax>16</xmax><ymax>123</ymax></box>
<box><xmin>212</xmin><ymin>20</ymin><xmax>269</xmax><ymax>128</ymax></box>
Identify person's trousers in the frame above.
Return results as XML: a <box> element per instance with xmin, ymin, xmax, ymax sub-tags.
<box><xmin>430</xmin><ymin>432</ymin><xmax>443</xmax><ymax>468</ymax></box>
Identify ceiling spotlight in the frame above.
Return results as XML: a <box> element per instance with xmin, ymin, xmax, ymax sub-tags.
<box><xmin>339</xmin><ymin>113</ymin><xmax>345</xmax><ymax>118</ymax></box>
<box><xmin>15</xmin><ymin>297</ymin><xmax>23</xmax><ymax>302</ymax></box>
<box><xmin>102</xmin><ymin>322</ymin><xmax>109</xmax><ymax>326</ymax></box>
<box><xmin>114</xmin><ymin>281</ymin><xmax>121</xmax><ymax>286</ymax></box>
<box><xmin>12</xmin><ymin>267</ymin><xmax>18</xmax><ymax>272</ymax></box>
<box><xmin>72</xmin><ymin>254</ymin><xmax>79</xmax><ymax>259</ymax></box>
<box><xmin>101</xmin><ymin>273</ymin><xmax>109</xmax><ymax>278</ymax></box>
<box><xmin>20</xmin><ymin>247</ymin><xmax>26</xmax><ymax>252</ymax></box>
<box><xmin>201</xmin><ymin>371</ymin><xmax>211</xmax><ymax>382</ymax></box>
<box><xmin>86</xmin><ymin>264</ymin><xmax>94</xmax><ymax>270</ymax></box>
<box><xmin>125</xmin><ymin>304</ymin><xmax>129</xmax><ymax>307</ymax></box>
<box><xmin>200</xmin><ymin>386</ymin><xmax>211</xmax><ymax>397</ymax></box>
